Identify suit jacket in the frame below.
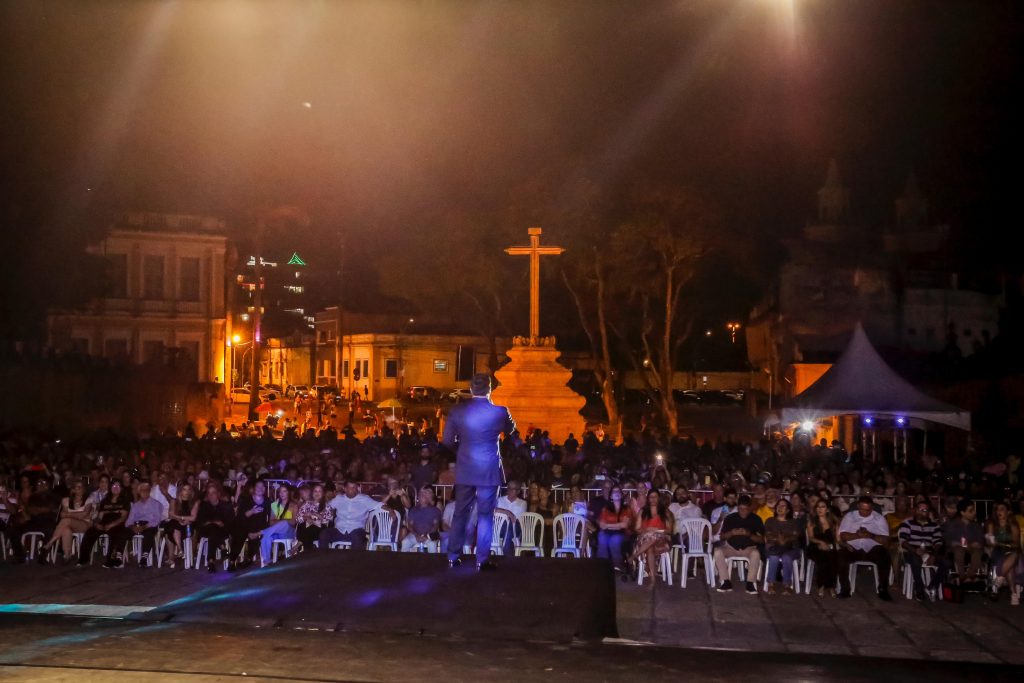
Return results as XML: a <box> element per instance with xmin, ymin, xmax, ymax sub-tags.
<box><xmin>442</xmin><ymin>397</ymin><xmax>515</xmax><ymax>486</ymax></box>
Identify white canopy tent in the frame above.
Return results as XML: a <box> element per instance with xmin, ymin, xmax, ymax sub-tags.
<box><xmin>781</xmin><ymin>324</ymin><xmax>971</xmax><ymax>432</ymax></box>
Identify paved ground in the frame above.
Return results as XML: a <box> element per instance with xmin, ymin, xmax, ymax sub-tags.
<box><xmin>1</xmin><ymin>558</ymin><xmax>1022</xmax><ymax>670</ymax></box>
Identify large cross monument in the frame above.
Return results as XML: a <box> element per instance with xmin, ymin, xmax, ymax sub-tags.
<box><xmin>491</xmin><ymin>227</ymin><xmax>586</xmax><ymax>444</ymax></box>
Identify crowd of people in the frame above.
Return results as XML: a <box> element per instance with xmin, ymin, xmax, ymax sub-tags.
<box><xmin>1</xmin><ymin>419</ymin><xmax>1022</xmax><ymax>606</ymax></box>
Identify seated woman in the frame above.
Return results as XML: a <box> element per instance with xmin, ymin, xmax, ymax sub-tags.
<box><xmin>295</xmin><ymin>483</ymin><xmax>333</xmax><ymax>552</ymax></box>
<box><xmin>43</xmin><ymin>480</ymin><xmax>93</xmax><ymax>564</ymax></box>
<box><xmin>77</xmin><ymin>480</ymin><xmax>130</xmax><ymax>567</ymax></box>
<box><xmin>764</xmin><ymin>498</ymin><xmax>803</xmax><ymax>595</ymax></box>
<box><xmin>986</xmin><ymin>501</ymin><xmax>1022</xmax><ymax>605</ymax></box>
<box><xmin>629</xmin><ymin>489</ymin><xmax>675</xmax><ymax>586</ymax></box>
<box><xmin>229</xmin><ymin>480</ymin><xmax>269</xmax><ymax>570</ymax></box>
<box><xmin>259</xmin><ymin>484</ymin><xmax>298</xmax><ymax>566</ymax></box>
<box><xmin>159</xmin><ymin>483</ymin><xmax>199</xmax><ymax>568</ymax></box>
<box><xmin>195</xmin><ymin>482</ymin><xmax>235</xmax><ymax>573</ymax></box>
<box><xmin>596</xmin><ymin>486</ymin><xmax>634</xmax><ymax>573</ymax></box>
<box><xmin>806</xmin><ymin>499</ymin><xmax>840</xmax><ymax>597</ymax></box>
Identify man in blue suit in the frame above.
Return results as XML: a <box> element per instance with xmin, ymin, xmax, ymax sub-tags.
<box><xmin>443</xmin><ymin>373</ymin><xmax>515</xmax><ymax>570</ymax></box>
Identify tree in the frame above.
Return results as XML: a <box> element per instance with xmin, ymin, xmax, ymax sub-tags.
<box><xmin>608</xmin><ymin>185</ymin><xmax>719</xmax><ymax>435</ymax></box>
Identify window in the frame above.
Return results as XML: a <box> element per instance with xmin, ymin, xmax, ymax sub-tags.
<box><xmin>361</xmin><ymin>359</ymin><xmax>369</xmax><ymax>379</ymax></box>
<box><xmin>342</xmin><ymin>360</ymin><xmax>349</xmax><ymax>379</ymax></box>
<box><xmin>143</xmin><ymin>340</ymin><xmax>164</xmax><ymax>364</ymax></box>
<box><xmin>70</xmin><ymin>337</ymin><xmax>90</xmax><ymax>354</ymax></box>
<box><xmin>433</xmin><ymin>359</ymin><xmax>449</xmax><ymax>373</ymax></box>
<box><xmin>107</xmin><ymin>254</ymin><xmax>128</xmax><ymax>298</ymax></box>
<box><xmin>179</xmin><ymin>257</ymin><xmax>201</xmax><ymax>301</ymax></box>
<box><xmin>385</xmin><ymin>359</ymin><xmax>398</xmax><ymax>378</ymax></box>
<box><xmin>178</xmin><ymin>341</ymin><xmax>200</xmax><ymax>381</ymax></box>
<box><xmin>104</xmin><ymin>338</ymin><xmax>128</xmax><ymax>359</ymax></box>
<box><xmin>143</xmin><ymin>255</ymin><xmax>165</xmax><ymax>299</ymax></box>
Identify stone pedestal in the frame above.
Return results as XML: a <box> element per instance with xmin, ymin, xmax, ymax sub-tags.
<box><xmin>491</xmin><ymin>336</ymin><xmax>585</xmax><ymax>445</ymax></box>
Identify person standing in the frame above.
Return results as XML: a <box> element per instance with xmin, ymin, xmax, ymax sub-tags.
<box><xmin>443</xmin><ymin>373</ymin><xmax>515</xmax><ymax>571</ymax></box>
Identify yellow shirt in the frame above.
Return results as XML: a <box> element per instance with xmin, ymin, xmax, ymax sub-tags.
<box><xmin>885</xmin><ymin>512</ymin><xmax>907</xmax><ymax>536</ymax></box>
<box><xmin>756</xmin><ymin>505</ymin><xmax>774</xmax><ymax>523</ymax></box>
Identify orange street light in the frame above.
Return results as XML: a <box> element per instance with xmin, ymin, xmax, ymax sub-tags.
<box><xmin>727</xmin><ymin>322</ymin><xmax>741</xmax><ymax>343</ymax></box>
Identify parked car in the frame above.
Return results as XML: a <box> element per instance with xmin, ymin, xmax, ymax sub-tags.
<box><xmin>446</xmin><ymin>388</ymin><xmax>473</xmax><ymax>402</ymax></box>
<box><xmin>229</xmin><ymin>387</ymin><xmax>252</xmax><ymax>403</ymax></box>
<box><xmin>312</xmin><ymin>385</ymin><xmax>343</xmax><ymax>405</ymax></box>
<box><xmin>258</xmin><ymin>386</ymin><xmax>279</xmax><ymax>402</ymax></box>
<box><xmin>286</xmin><ymin>384</ymin><xmax>310</xmax><ymax>398</ymax></box>
<box><xmin>673</xmin><ymin>390</ymin><xmax>702</xmax><ymax>404</ymax></box>
<box><xmin>408</xmin><ymin>386</ymin><xmax>440</xmax><ymax>402</ymax></box>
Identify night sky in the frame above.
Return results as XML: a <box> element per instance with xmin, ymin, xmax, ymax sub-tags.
<box><xmin>2</xmin><ymin>0</ymin><xmax>1022</xmax><ymax>335</ymax></box>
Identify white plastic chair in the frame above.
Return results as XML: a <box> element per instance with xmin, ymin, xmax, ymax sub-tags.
<box><xmin>367</xmin><ymin>509</ymin><xmax>399</xmax><ymax>551</ymax></box>
<box><xmin>271</xmin><ymin>538</ymin><xmax>294</xmax><ymax>563</ymax></box>
<box><xmin>46</xmin><ymin>531</ymin><xmax>85</xmax><ymax>564</ymax></box>
<box><xmin>21</xmin><ymin>531</ymin><xmax>45</xmax><ymax>560</ymax></box>
<box><xmin>725</xmin><ymin>555</ymin><xmax>753</xmax><ymax>582</ymax></box>
<box><xmin>131</xmin><ymin>532</ymin><xmax>163</xmax><ymax>568</ymax></box>
<box><xmin>678</xmin><ymin>518</ymin><xmax>715</xmax><ymax>587</ymax></box>
<box><xmin>411</xmin><ymin>539</ymin><xmax>441</xmax><ymax>553</ymax></box>
<box><xmin>901</xmin><ymin>560</ymin><xmax>939</xmax><ymax>599</ymax></box>
<box><xmin>848</xmin><ymin>560</ymin><xmax>879</xmax><ymax>594</ymax></box>
<box><xmin>490</xmin><ymin>514</ymin><xmax>512</xmax><ymax>556</ymax></box>
<box><xmin>194</xmin><ymin>537</ymin><xmax>230</xmax><ymax>570</ymax></box>
<box><xmin>514</xmin><ymin>512</ymin><xmax>544</xmax><ymax>557</ymax></box>
<box><xmin>763</xmin><ymin>556</ymin><xmax>802</xmax><ymax>593</ymax></box>
<box><xmin>637</xmin><ymin>552</ymin><xmax>674</xmax><ymax>586</ymax></box>
<box><xmin>552</xmin><ymin>513</ymin><xmax>586</xmax><ymax>558</ymax></box>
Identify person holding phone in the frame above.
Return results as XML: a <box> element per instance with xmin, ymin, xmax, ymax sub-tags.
<box><xmin>229</xmin><ymin>480</ymin><xmax>270</xmax><ymax>569</ymax></box>
<box><xmin>113</xmin><ymin>481</ymin><xmax>163</xmax><ymax>568</ymax></box>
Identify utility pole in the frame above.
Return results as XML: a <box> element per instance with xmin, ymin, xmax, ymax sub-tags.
<box><xmin>339</xmin><ymin>229</ymin><xmax>352</xmax><ymax>397</ymax></box>
<box><xmin>248</xmin><ymin>218</ymin><xmax>265</xmax><ymax>422</ymax></box>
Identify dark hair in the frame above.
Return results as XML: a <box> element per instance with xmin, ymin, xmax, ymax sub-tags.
<box><xmin>956</xmin><ymin>498</ymin><xmax>974</xmax><ymax>514</ymax></box>
<box><xmin>470</xmin><ymin>373</ymin><xmax>491</xmax><ymax>396</ymax></box>
<box><xmin>724</xmin><ymin>487</ymin><xmax>737</xmax><ymax>497</ymax></box>
<box><xmin>603</xmin><ymin>486</ymin><xmax>624</xmax><ymax>514</ymax></box>
<box><xmin>857</xmin><ymin>495</ymin><xmax>874</xmax><ymax>506</ymax></box>
<box><xmin>737</xmin><ymin>494</ymin><xmax>752</xmax><ymax>506</ymax></box>
<box><xmin>640</xmin><ymin>493</ymin><xmax>668</xmax><ymax>522</ymax></box>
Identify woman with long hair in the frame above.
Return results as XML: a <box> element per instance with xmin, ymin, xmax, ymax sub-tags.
<box><xmin>160</xmin><ymin>483</ymin><xmax>199</xmax><ymax>568</ymax></box>
<box><xmin>295</xmin><ymin>483</ymin><xmax>333</xmax><ymax>552</ymax></box>
<box><xmin>629</xmin><ymin>489</ymin><xmax>675</xmax><ymax>586</ymax></box>
<box><xmin>77</xmin><ymin>480</ymin><xmax>130</xmax><ymax>567</ymax></box>
<box><xmin>806</xmin><ymin>499</ymin><xmax>840</xmax><ymax>597</ymax></box>
<box><xmin>596</xmin><ymin>486</ymin><xmax>633</xmax><ymax>573</ymax></box>
<box><xmin>259</xmin><ymin>484</ymin><xmax>298</xmax><ymax>566</ymax></box>
<box><xmin>43</xmin><ymin>480</ymin><xmax>93</xmax><ymax>564</ymax></box>
<box><xmin>986</xmin><ymin>501</ymin><xmax>1022</xmax><ymax>605</ymax></box>
<box><xmin>764</xmin><ymin>499</ymin><xmax>802</xmax><ymax>595</ymax></box>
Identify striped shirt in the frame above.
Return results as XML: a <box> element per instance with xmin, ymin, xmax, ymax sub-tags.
<box><xmin>898</xmin><ymin>518</ymin><xmax>942</xmax><ymax>549</ymax></box>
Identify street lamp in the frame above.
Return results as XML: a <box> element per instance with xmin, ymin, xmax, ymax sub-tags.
<box><xmin>231</xmin><ymin>338</ymin><xmax>252</xmax><ymax>388</ymax></box>
<box><xmin>726</xmin><ymin>322</ymin><xmax>741</xmax><ymax>343</ymax></box>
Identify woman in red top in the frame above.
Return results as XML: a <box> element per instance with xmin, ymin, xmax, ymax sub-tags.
<box><xmin>630</xmin><ymin>489</ymin><xmax>674</xmax><ymax>585</ymax></box>
<box><xmin>596</xmin><ymin>486</ymin><xmax>633</xmax><ymax>572</ymax></box>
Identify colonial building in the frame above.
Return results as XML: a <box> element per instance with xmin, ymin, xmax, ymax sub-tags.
<box><xmin>312</xmin><ymin>307</ymin><xmax>508</xmax><ymax>401</ymax></box>
<box><xmin>747</xmin><ymin>161</ymin><xmax>1002</xmax><ymax>400</ymax></box>
<box><xmin>47</xmin><ymin>212</ymin><xmax>229</xmax><ymax>383</ymax></box>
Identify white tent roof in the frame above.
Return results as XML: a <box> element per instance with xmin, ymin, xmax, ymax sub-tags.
<box><xmin>781</xmin><ymin>324</ymin><xmax>970</xmax><ymax>431</ymax></box>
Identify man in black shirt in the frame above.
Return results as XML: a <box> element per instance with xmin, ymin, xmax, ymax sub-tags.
<box><xmin>7</xmin><ymin>479</ymin><xmax>59</xmax><ymax>563</ymax></box>
<box><xmin>713</xmin><ymin>494</ymin><xmax>765</xmax><ymax>594</ymax></box>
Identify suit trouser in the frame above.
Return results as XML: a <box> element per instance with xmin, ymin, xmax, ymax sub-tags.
<box><xmin>713</xmin><ymin>544</ymin><xmax>761</xmax><ymax>583</ymax></box>
<box><xmin>448</xmin><ymin>483</ymin><xmax>498</xmax><ymax>565</ymax></box>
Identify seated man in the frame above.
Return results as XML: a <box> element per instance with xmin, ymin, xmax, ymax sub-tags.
<box><xmin>709</xmin><ymin>488</ymin><xmax>739</xmax><ymax>544</ymax></box>
<box><xmin>7</xmin><ymin>478</ymin><xmax>59</xmax><ymax>563</ymax></box>
<box><xmin>195</xmin><ymin>482</ymin><xmax>235</xmax><ymax>573</ymax></box>
<box><xmin>401</xmin><ymin>487</ymin><xmax>443</xmax><ymax>552</ymax></box>
<box><xmin>898</xmin><ymin>501</ymin><xmax>943</xmax><ymax>601</ymax></box>
<box><xmin>837</xmin><ymin>495</ymin><xmax>892</xmax><ymax>600</ymax></box>
<box><xmin>942</xmin><ymin>499</ymin><xmax>986</xmax><ymax>582</ymax></box>
<box><xmin>110</xmin><ymin>481</ymin><xmax>163</xmax><ymax>568</ymax></box>
<box><xmin>441</xmin><ymin>496</ymin><xmax>476</xmax><ymax>554</ymax></box>
<box><xmin>496</xmin><ymin>480</ymin><xmax>527</xmax><ymax>555</ymax></box>
<box><xmin>713</xmin><ymin>494</ymin><xmax>764</xmax><ymax>595</ymax></box>
<box><xmin>320</xmin><ymin>481</ymin><xmax>382</xmax><ymax>551</ymax></box>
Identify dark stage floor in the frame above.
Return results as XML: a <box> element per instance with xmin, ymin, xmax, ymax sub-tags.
<box><xmin>138</xmin><ymin>551</ymin><xmax>617</xmax><ymax>641</ymax></box>
<box><xmin>2</xmin><ymin>612</ymin><xmax>1023</xmax><ymax>683</ymax></box>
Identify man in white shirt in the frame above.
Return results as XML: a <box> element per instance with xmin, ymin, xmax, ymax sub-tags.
<box><xmin>837</xmin><ymin>495</ymin><xmax>892</xmax><ymax>601</ymax></box>
<box><xmin>709</xmin><ymin>488</ymin><xmax>738</xmax><ymax>543</ymax></box>
<box><xmin>319</xmin><ymin>481</ymin><xmax>382</xmax><ymax>551</ymax></box>
<box><xmin>496</xmin><ymin>480</ymin><xmax>527</xmax><ymax>554</ymax></box>
<box><xmin>150</xmin><ymin>472</ymin><xmax>177</xmax><ymax>521</ymax></box>
<box><xmin>668</xmin><ymin>487</ymin><xmax>704</xmax><ymax>544</ymax></box>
